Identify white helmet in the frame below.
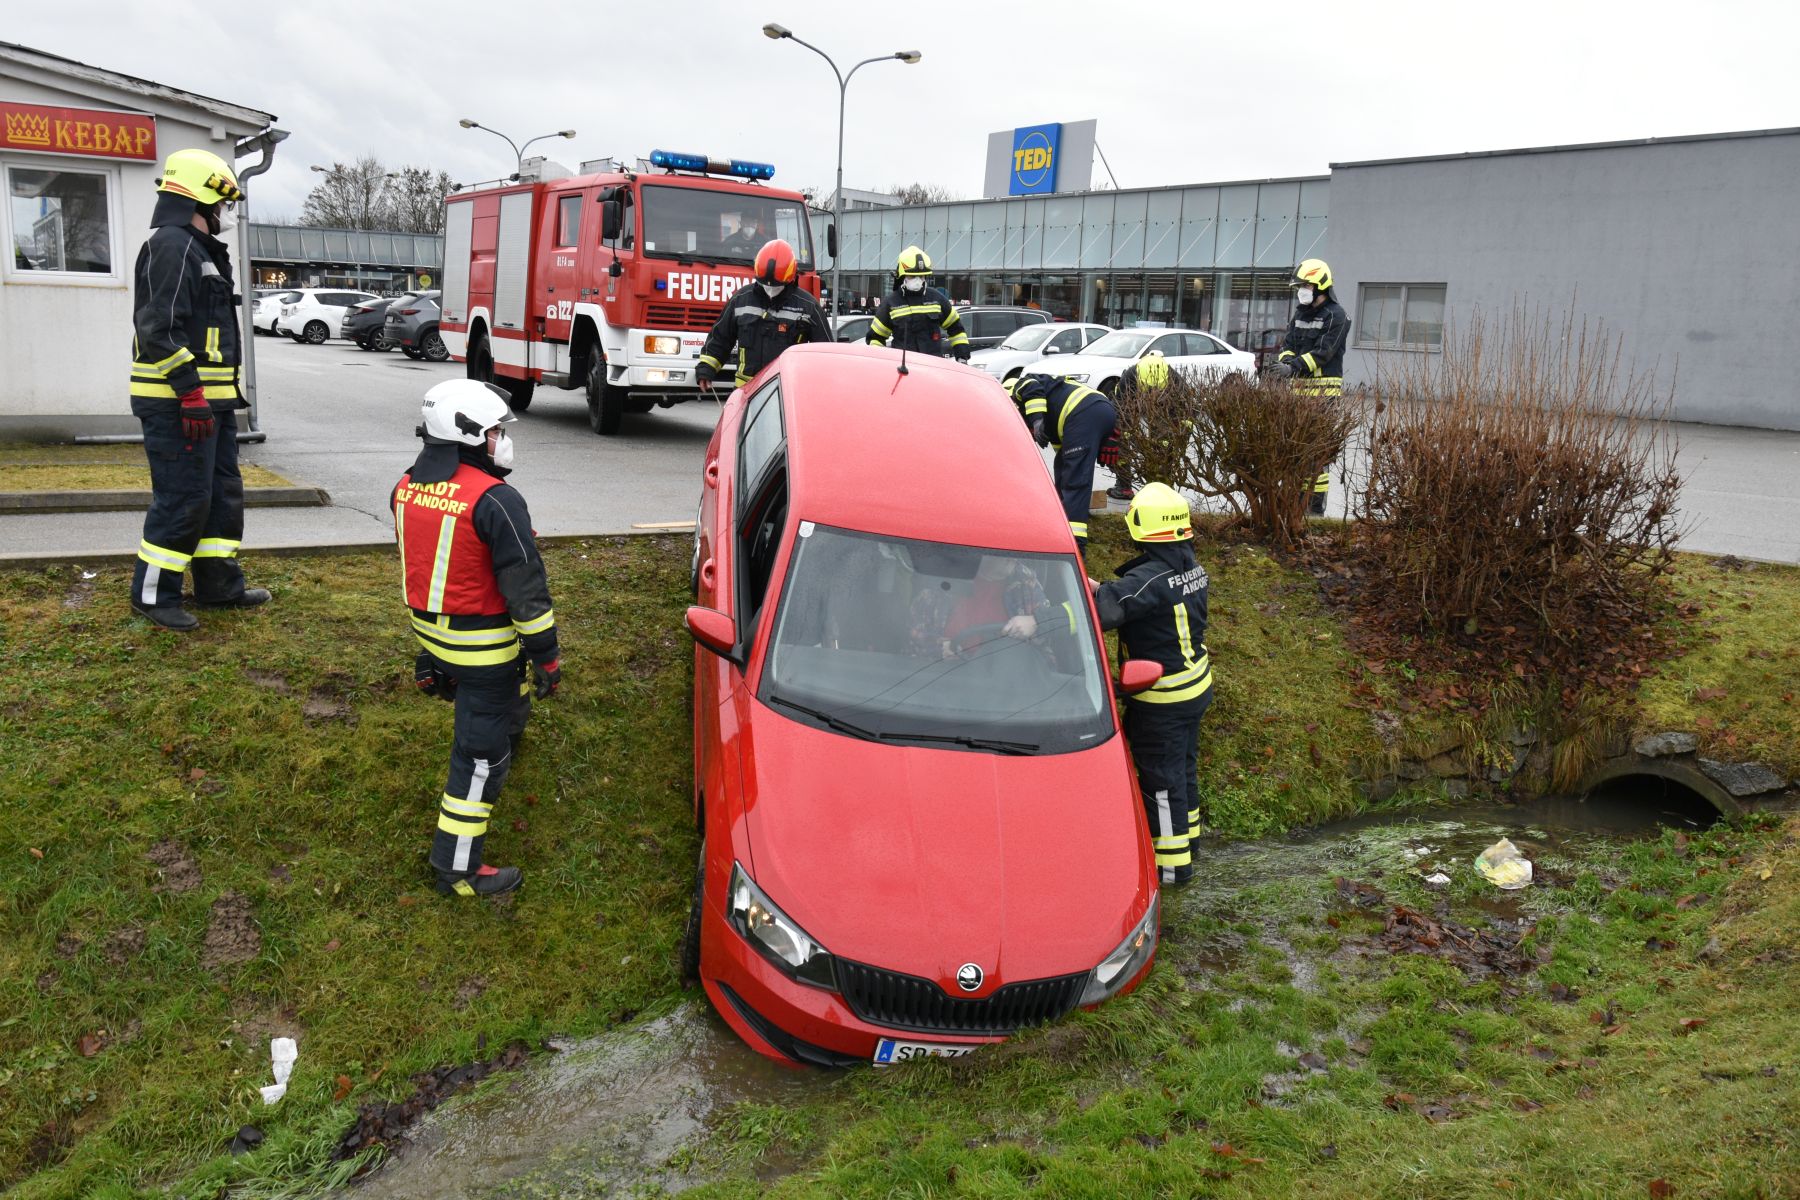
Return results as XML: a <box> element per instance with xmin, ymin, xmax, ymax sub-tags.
<box><xmin>420</xmin><ymin>379</ymin><xmax>514</xmax><ymax>446</ymax></box>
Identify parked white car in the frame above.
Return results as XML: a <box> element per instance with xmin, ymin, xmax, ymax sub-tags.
<box><xmin>280</xmin><ymin>289</ymin><xmax>378</xmax><ymax>345</ymax></box>
<box><xmin>968</xmin><ymin>322</ymin><xmax>1110</xmax><ymax>383</ymax></box>
<box><xmin>253</xmin><ymin>289</ymin><xmax>299</xmax><ymax>335</ymax></box>
<box><xmin>1023</xmin><ymin>327</ymin><xmax>1256</xmax><ymax>394</ymax></box>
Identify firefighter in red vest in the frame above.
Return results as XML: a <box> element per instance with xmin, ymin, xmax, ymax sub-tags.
<box><xmin>391</xmin><ymin>379</ymin><xmax>561</xmax><ymax>898</ymax></box>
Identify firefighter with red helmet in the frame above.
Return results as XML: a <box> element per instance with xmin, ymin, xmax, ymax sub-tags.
<box><xmin>696</xmin><ymin>239</ymin><xmax>831</xmax><ymax>391</ymax></box>
<box><xmin>391</xmin><ymin>380</ymin><xmax>561</xmax><ymax>899</ymax></box>
<box><xmin>866</xmin><ymin>246</ymin><xmax>971</xmax><ymax>360</ymax></box>
<box><xmin>1266</xmin><ymin>257</ymin><xmax>1349</xmax><ymax>514</ymax></box>
<box><xmin>1003</xmin><ymin>371</ymin><xmax>1117</xmax><ymax>556</ymax></box>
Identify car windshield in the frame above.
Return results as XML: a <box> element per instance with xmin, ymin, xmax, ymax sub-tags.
<box><xmin>762</xmin><ymin>525</ymin><xmax>1113</xmax><ymax>754</ymax></box>
<box><xmin>1082</xmin><ymin>330</ymin><xmax>1158</xmax><ymax>358</ymax></box>
<box><xmin>997</xmin><ymin>325</ymin><xmax>1057</xmax><ymax>352</ymax></box>
<box><xmin>639</xmin><ymin>184</ymin><xmax>814</xmax><ymax>268</ymax></box>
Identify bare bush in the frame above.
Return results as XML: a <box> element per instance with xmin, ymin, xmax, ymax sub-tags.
<box><xmin>1352</xmin><ymin>307</ymin><xmax>1681</xmax><ymax>640</ymax></box>
<box><xmin>1111</xmin><ymin>369</ymin><xmax>1355</xmax><ymax>548</ymax></box>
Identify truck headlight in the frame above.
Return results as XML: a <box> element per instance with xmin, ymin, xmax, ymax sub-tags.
<box><xmin>644</xmin><ymin>335</ymin><xmax>681</xmax><ymax>355</ymax></box>
<box><xmin>1078</xmin><ymin>893</ymin><xmax>1158</xmax><ymax>1006</ymax></box>
<box><xmin>728</xmin><ymin>863</ymin><xmax>837</xmax><ymax>989</ymax></box>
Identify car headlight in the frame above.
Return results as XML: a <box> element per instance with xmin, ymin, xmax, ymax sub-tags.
<box><xmin>643</xmin><ymin>335</ymin><xmax>681</xmax><ymax>355</ymax></box>
<box><xmin>1063</xmin><ymin>373</ymin><xmax>1089</xmax><ymax>383</ymax></box>
<box><xmin>728</xmin><ymin>862</ymin><xmax>837</xmax><ymax>989</ymax></box>
<box><xmin>1078</xmin><ymin>893</ymin><xmax>1158</xmax><ymax>1006</ymax></box>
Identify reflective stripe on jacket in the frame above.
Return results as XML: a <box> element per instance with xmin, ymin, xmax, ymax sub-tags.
<box><xmin>697</xmin><ymin>282</ymin><xmax>832</xmax><ymax>385</ymax></box>
<box><xmin>1020</xmin><ymin>376</ymin><xmax>1108</xmax><ymax>444</ymax></box>
<box><xmin>130</xmin><ymin>194</ymin><xmax>242</xmax><ymax>405</ymax></box>
<box><xmin>865</xmin><ymin>286</ymin><xmax>969</xmax><ymax>355</ymax></box>
<box><xmin>1093</xmin><ymin>544</ymin><xmax>1214</xmax><ymax>705</ymax></box>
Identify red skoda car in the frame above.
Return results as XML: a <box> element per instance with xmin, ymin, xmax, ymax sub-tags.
<box><xmin>682</xmin><ymin>343</ymin><xmax>1162</xmax><ymax>1067</ymax></box>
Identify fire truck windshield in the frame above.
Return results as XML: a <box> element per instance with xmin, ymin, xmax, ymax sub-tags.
<box><xmin>639</xmin><ymin>185</ymin><xmax>813</xmax><ymax>269</ymax></box>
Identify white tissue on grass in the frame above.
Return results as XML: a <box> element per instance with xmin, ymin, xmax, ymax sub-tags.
<box><xmin>259</xmin><ymin>1036</ymin><xmax>297</xmax><ymax>1105</ymax></box>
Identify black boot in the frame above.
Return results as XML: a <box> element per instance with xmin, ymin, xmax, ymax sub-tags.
<box><xmin>132</xmin><ymin>602</ymin><xmax>198</xmax><ymax>631</ymax></box>
<box><xmin>196</xmin><ymin>587</ymin><xmax>271</xmax><ymax>608</ymax></box>
<box><xmin>436</xmin><ymin>863</ymin><xmax>522</xmax><ymax>898</ymax></box>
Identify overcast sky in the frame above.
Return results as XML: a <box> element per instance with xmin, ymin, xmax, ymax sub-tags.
<box><xmin>10</xmin><ymin>0</ymin><xmax>1797</xmax><ymax>220</ymax></box>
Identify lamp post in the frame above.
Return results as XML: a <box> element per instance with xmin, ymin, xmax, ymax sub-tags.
<box><xmin>762</xmin><ymin>23</ymin><xmax>920</xmax><ymax>320</ymax></box>
<box><xmin>458</xmin><ymin>120</ymin><xmax>577</xmax><ymax>179</ymax></box>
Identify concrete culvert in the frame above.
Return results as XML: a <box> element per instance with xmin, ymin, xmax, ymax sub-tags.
<box><xmin>1578</xmin><ymin>764</ymin><xmax>1736</xmax><ymax>825</ymax></box>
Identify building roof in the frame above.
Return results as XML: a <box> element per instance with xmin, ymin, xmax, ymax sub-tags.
<box><xmin>0</xmin><ymin>41</ymin><xmax>275</xmax><ymax>130</ymax></box>
<box><xmin>1331</xmin><ymin>126</ymin><xmax>1800</xmax><ymax>171</ymax></box>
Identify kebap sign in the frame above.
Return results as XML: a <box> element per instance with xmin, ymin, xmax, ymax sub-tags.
<box><xmin>1009</xmin><ymin>123</ymin><xmax>1062</xmax><ymax>196</ymax></box>
<box><xmin>1</xmin><ymin>101</ymin><xmax>157</xmax><ymax>161</ymax></box>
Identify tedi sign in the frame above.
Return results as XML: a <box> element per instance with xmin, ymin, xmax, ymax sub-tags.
<box><xmin>0</xmin><ymin>100</ymin><xmax>157</xmax><ymax>161</ymax></box>
<box><xmin>1009</xmin><ymin>123</ymin><xmax>1062</xmax><ymax>196</ymax></box>
<box><xmin>982</xmin><ymin>119</ymin><xmax>1096</xmax><ymax>199</ymax></box>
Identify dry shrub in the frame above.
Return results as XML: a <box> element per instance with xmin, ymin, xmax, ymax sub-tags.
<box><xmin>1111</xmin><ymin>367</ymin><xmax>1355</xmax><ymax>548</ymax></box>
<box><xmin>1353</xmin><ymin>307</ymin><xmax>1681</xmax><ymax>643</ymax></box>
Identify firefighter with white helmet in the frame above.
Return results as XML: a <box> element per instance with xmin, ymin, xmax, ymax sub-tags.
<box><xmin>696</xmin><ymin>239</ymin><xmax>831</xmax><ymax>392</ymax></box>
<box><xmin>128</xmin><ymin>147</ymin><xmax>267</xmax><ymax>629</ymax></box>
<box><xmin>865</xmin><ymin>245</ymin><xmax>971</xmax><ymax>360</ymax></box>
<box><xmin>391</xmin><ymin>379</ymin><xmax>561</xmax><ymax>899</ymax></box>
<box><xmin>1267</xmin><ymin>257</ymin><xmax>1349</xmax><ymax>514</ymax></box>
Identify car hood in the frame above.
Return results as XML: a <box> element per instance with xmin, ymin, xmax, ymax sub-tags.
<box><xmin>967</xmin><ymin>348</ymin><xmax>1038</xmax><ymax>373</ymax></box>
<box><xmin>1024</xmin><ymin>351</ymin><xmax>1136</xmax><ymax>379</ymax></box>
<box><xmin>739</xmin><ymin>706</ymin><xmax>1152</xmax><ymax>993</ymax></box>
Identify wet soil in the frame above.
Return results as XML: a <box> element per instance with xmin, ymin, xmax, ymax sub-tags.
<box><xmin>200</xmin><ymin>891</ymin><xmax>260</xmax><ymax>970</ymax></box>
<box><xmin>146</xmin><ymin>838</ymin><xmax>202</xmax><ymax>894</ymax></box>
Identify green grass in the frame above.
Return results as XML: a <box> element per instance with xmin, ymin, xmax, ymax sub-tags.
<box><xmin>0</xmin><ymin>443</ymin><xmax>290</xmax><ymax>492</ymax></box>
<box><xmin>3</xmin><ymin>522</ymin><xmax>1796</xmax><ymax>1197</ymax></box>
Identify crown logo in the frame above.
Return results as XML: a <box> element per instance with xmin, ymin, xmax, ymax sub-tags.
<box><xmin>5</xmin><ymin>111</ymin><xmax>52</xmax><ymax>146</ymax></box>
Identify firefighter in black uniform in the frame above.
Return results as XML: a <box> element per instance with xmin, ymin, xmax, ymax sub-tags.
<box><xmin>1005</xmin><ymin>372</ymin><xmax>1116</xmax><ymax>556</ymax></box>
<box><xmin>128</xmin><ymin>148</ymin><xmax>268</xmax><ymax>630</ymax></box>
<box><xmin>696</xmin><ymin>239</ymin><xmax>831</xmax><ymax>392</ymax></box>
<box><xmin>1094</xmin><ymin>483</ymin><xmax>1213</xmax><ymax>886</ymax></box>
<box><xmin>1267</xmin><ymin>257</ymin><xmax>1349</xmax><ymax>515</ymax></box>
<box><xmin>865</xmin><ymin>246</ymin><xmax>971</xmax><ymax>360</ymax></box>
<box><xmin>1102</xmin><ymin>353</ymin><xmax>1174</xmax><ymax>502</ymax></box>
<box><xmin>392</xmin><ymin>379</ymin><xmax>562</xmax><ymax>899</ymax></box>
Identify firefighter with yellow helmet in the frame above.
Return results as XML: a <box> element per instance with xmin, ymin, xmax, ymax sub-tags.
<box><xmin>1003</xmin><ymin>367</ymin><xmax>1118</xmax><ymax>557</ymax></box>
<box><xmin>865</xmin><ymin>245</ymin><xmax>971</xmax><ymax>360</ymax></box>
<box><xmin>128</xmin><ymin>148</ymin><xmax>267</xmax><ymax>630</ymax></box>
<box><xmin>1267</xmin><ymin>257</ymin><xmax>1349</xmax><ymax>515</ymax></box>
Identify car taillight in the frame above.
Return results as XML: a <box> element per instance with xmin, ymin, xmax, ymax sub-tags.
<box><xmin>398</xmin><ymin>308</ymin><xmax>420</xmax><ymax>315</ymax></box>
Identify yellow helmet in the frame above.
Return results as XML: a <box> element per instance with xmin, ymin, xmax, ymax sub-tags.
<box><xmin>1132</xmin><ymin>352</ymin><xmax>1171</xmax><ymax>390</ymax></box>
<box><xmin>1125</xmin><ymin>482</ymin><xmax>1192</xmax><ymax>543</ymax></box>
<box><xmin>1292</xmin><ymin>258</ymin><xmax>1332</xmax><ymax>293</ymax></box>
<box><xmin>896</xmin><ymin>244</ymin><xmax>933</xmax><ymax>277</ymax></box>
<box><xmin>159</xmin><ymin>148</ymin><xmax>243</xmax><ymax>205</ymax></box>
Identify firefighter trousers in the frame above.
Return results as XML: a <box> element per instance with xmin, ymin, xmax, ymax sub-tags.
<box><xmin>1123</xmin><ymin>692</ymin><xmax>1210</xmax><ymax>883</ymax></box>
<box><xmin>130</xmin><ymin>399</ymin><xmax>247</xmax><ymax>609</ymax></box>
<box><xmin>429</xmin><ymin>653</ymin><xmax>532</xmax><ymax>881</ymax></box>
<box><xmin>1053</xmin><ymin>398</ymin><xmax>1116</xmax><ymax>554</ymax></box>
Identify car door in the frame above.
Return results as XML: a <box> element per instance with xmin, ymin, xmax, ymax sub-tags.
<box><xmin>536</xmin><ymin>188</ymin><xmax>589</xmax><ymax>345</ymax></box>
<box><xmin>1180</xmin><ymin>331</ymin><xmax>1239</xmax><ymax>378</ymax></box>
<box><xmin>1041</xmin><ymin>325</ymin><xmax>1089</xmax><ymax>361</ymax></box>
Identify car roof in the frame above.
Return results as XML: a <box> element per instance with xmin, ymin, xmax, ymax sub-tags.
<box><xmin>775</xmin><ymin>344</ymin><xmax>1072</xmax><ymax>553</ymax></box>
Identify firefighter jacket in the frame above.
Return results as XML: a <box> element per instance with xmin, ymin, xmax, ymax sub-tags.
<box><xmin>1092</xmin><ymin>542</ymin><xmax>1213</xmax><ymax>705</ymax></box>
<box><xmin>697</xmin><ymin>282</ymin><xmax>832</xmax><ymax>387</ymax></box>
<box><xmin>866</xmin><ymin>286</ymin><xmax>970</xmax><ymax>356</ymax></box>
<box><xmin>130</xmin><ymin>192</ymin><xmax>243</xmax><ymax>408</ymax></box>
<box><xmin>391</xmin><ymin>446</ymin><xmax>558</xmax><ymax>669</ymax></box>
<box><xmin>1020</xmin><ymin>375</ymin><xmax>1109</xmax><ymax>445</ymax></box>
<box><xmin>1278</xmin><ymin>296</ymin><xmax>1350</xmax><ymax>395</ymax></box>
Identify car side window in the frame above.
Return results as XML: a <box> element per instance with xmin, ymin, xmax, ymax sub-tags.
<box><xmin>737</xmin><ymin>468</ymin><xmax>788</xmax><ymax>624</ymax></box>
<box><xmin>1184</xmin><ymin>332</ymin><xmax>1226</xmax><ymax>355</ymax></box>
<box><xmin>1048</xmin><ymin>328</ymin><xmax>1085</xmax><ymax>353</ymax></box>
<box><xmin>1148</xmin><ymin>334</ymin><xmax>1184</xmax><ymax>357</ymax></box>
<box><xmin>969</xmin><ymin>312</ymin><xmax>1010</xmax><ymax>340</ymax></box>
<box><xmin>737</xmin><ymin>379</ymin><xmax>785</xmax><ymax>521</ymax></box>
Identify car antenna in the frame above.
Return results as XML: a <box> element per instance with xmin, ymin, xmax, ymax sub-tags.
<box><xmin>896</xmin><ymin>345</ymin><xmax>909</xmax><ymax>377</ymax></box>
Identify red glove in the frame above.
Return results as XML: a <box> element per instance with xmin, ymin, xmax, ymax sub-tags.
<box><xmin>178</xmin><ymin>388</ymin><xmax>215</xmax><ymax>441</ymax></box>
<box><xmin>1097</xmin><ymin>435</ymin><xmax>1121</xmax><ymax>468</ymax></box>
<box><xmin>532</xmin><ymin>658</ymin><xmax>561</xmax><ymax>699</ymax></box>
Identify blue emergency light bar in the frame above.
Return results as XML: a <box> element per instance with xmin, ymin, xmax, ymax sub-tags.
<box><xmin>648</xmin><ymin>149</ymin><xmax>776</xmax><ymax>181</ymax></box>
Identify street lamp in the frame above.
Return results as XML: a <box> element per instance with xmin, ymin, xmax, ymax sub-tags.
<box><xmin>458</xmin><ymin>119</ymin><xmax>577</xmax><ymax>179</ymax></box>
<box><xmin>762</xmin><ymin>23</ymin><xmax>920</xmax><ymax>319</ymax></box>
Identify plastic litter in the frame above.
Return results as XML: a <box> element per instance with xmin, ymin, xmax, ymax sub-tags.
<box><xmin>1475</xmin><ymin>838</ymin><xmax>1533</xmax><ymax>890</ymax></box>
<box><xmin>259</xmin><ymin>1037</ymin><xmax>297</xmax><ymax>1105</ymax></box>
<box><xmin>1422</xmin><ymin>871</ymin><xmax>1451</xmax><ymax>887</ymax></box>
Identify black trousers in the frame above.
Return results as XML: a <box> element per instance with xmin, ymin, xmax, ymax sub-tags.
<box><xmin>1053</xmin><ymin>399</ymin><xmax>1117</xmax><ymax>554</ymax></box>
<box><xmin>1123</xmin><ymin>693</ymin><xmax>1209</xmax><ymax>881</ymax></box>
<box><xmin>428</xmin><ymin>653</ymin><xmax>532</xmax><ymax>879</ymax></box>
<box><xmin>130</xmin><ymin>400</ymin><xmax>247</xmax><ymax>608</ymax></box>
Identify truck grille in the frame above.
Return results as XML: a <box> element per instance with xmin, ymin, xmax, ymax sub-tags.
<box><xmin>644</xmin><ymin>302</ymin><xmax>721</xmax><ymax>332</ymax></box>
<box><xmin>835</xmin><ymin>959</ymin><xmax>1087</xmax><ymax>1036</ymax></box>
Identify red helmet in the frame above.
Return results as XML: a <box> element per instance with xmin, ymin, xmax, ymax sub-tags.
<box><xmin>754</xmin><ymin>239</ymin><xmax>798</xmax><ymax>286</ymax></box>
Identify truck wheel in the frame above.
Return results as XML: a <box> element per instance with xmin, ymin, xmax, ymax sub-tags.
<box><xmin>584</xmin><ymin>349</ymin><xmax>625</xmax><ymax>435</ymax></box>
<box><xmin>468</xmin><ymin>328</ymin><xmax>534</xmax><ymax>410</ymax></box>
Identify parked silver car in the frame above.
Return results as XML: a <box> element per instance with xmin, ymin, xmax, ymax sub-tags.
<box><xmin>383</xmin><ymin>291</ymin><xmax>448</xmax><ymax>362</ymax></box>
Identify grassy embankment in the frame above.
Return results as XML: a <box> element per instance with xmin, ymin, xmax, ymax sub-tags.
<box><xmin>1</xmin><ymin>522</ymin><xmax>1795</xmax><ymax>1197</ymax></box>
<box><xmin>0</xmin><ymin>443</ymin><xmax>290</xmax><ymax>493</ymax></box>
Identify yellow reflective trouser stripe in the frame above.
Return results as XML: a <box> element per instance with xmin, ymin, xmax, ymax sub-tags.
<box><xmin>426</xmin><ymin>519</ymin><xmax>456</xmax><ymax>612</ymax></box>
<box><xmin>129</xmin><ymin>381</ymin><xmax>237</xmax><ymax>400</ymax></box>
<box><xmin>138</xmin><ymin>540</ymin><xmax>190</xmax><ymax>571</ymax></box>
<box><xmin>1069</xmin><ymin>521</ymin><xmax>1089</xmax><ymax>537</ymax></box>
<box><xmin>441</xmin><ymin>795</ymin><xmax>493</xmax><ymax>819</ymax></box>
<box><xmin>436</xmin><ymin>812</ymin><xmax>489</xmax><ymax>837</ymax></box>
<box><xmin>205</xmin><ymin>327</ymin><xmax>221</xmax><ymax>362</ymax></box>
<box><xmin>194</xmin><ymin>538</ymin><xmax>239</xmax><ymax>558</ymax></box>
<box><xmin>697</xmin><ymin>353</ymin><xmax>722</xmax><ymax>370</ymax></box>
<box><xmin>513</xmin><ymin>609</ymin><xmax>555</xmax><ymax>636</ymax></box>
<box><xmin>1294</xmin><ymin>378</ymin><xmax>1342</xmax><ymax>396</ymax></box>
<box><xmin>410</xmin><ymin>615</ymin><xmax>517</xmax><ymax>645</ymax></box>
<box><xmin>141</xmin><ymin>347</ymin><xmax>195</xmax><ymax>374</ymax></box>
<box><xmin>413</xmin><ymin>632</ymin><xmax>519</xmax><ymax>666</ymax></box>
<box><xmin>1153</xmin><ymin>836</ymin><xmax>1192</xmax><ymax>866</ymax></box>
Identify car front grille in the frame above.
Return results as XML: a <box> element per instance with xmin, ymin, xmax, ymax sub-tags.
<box><xmin>644</xmin><ymin>302</ymin><xmax>720</xmax><ymax>332</ymax></box>
<box><xmin>835</xmin><ymin>959</ymin><xmax>1087</xmax><ymax>1036</ymax></box>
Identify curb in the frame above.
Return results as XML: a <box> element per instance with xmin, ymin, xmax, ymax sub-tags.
<box><xmin>0</xmin><ymin>486</ymin><xmax>330</xmax><ymax>515</ymax></box>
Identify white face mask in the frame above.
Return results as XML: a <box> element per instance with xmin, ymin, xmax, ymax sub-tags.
<box><xmin>1295</xmin><ymin>287</ymin><xmax>1314</xmax><ymax>306</ymax></box>
<box><xmin>901</xmin><ymin>277</ymin><xmax>925</xmax><ymax>294</ymax></box>
<box><xmin>489</xmin><ymin>430</ymin><xmax>514</xmax><ymax>470</ymax></box>
<box><xmin>760</xmin><ymin>281</ymin><xmax>783</xmax><ymax>299</ymax></box>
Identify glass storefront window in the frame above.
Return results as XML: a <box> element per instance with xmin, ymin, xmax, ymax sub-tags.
<box><xmin>1110</xmin><ymin>192</ymin><xmax>1146</xmax><ymax>270</ymax></box>
<box><xmin>1178</xmin><ymin>274</ymin><xmax>1213</xmax><ymax>332</ymax></box>
<box><xmin>1042</xmin><ymin>196</ymin><xmax>1081</xmax><ymax>269</ymax></box>
<box><xmin>1144</xmin><ymin>273</ymin><xmax>1177</xmax><ymax>326</ymax></box>
<box><xmin>1144</xmin><ymin>190</ymin><xmax>1182</xmax><ymax>269</ymax></box>
<box><xmin>878</xmin><ymin>208</ymin><xmax>902</xmax><ymax>275</ymax></box>
<box><xmin>1021</xmin><ymin>198</ymin><xmax>1044</xmax><ymax>271</ymax></box>
<box><xmin>1214</xmin><ymin>185</ymin><xmax>1257</xmax><ymax>269</ymax></box>
<box><xmin>1079</xmin><ymin>193</ymin><xmax>1113</xmax><ymax>270</ymax></box>
<box><xmin>1249</xmin><ymin>274</ymin><xmax>1296</xmax><ymax>361</ymax></box>
<box><xmin>1252</xmin><ymin>181</ymin><xmax>1299</xmax><ymax>270</ymax></box>
<box><xmin>971</xmin><ymin>202</ymin><xmax>1004</xmax><ymax>269</ymax></box>
<box><xmin>1217</xmin><ymin>273</ymin><xmax>1253</xmax><ymax>348</ymax></box>
<box><xmin>1102</xmin><ymin>272</ymin><xmax>1146</xmax><ymax>328</ymax></box>
<box><xmin>1004</xmin><ymin>201</ymin><xmax>1025</xmax><ymax>270</ymax></box>
<box><xmin>944</xmin><ymin>204</ymin><xmax>973</xmax><ymax>271</ymax></box>
<box><xmin>923</xmin><ymin>203</ymin><xmax>949</xmax><ymax>266</ymax></box>
<box><xmin>1038</xmin><ymin>274</ymin><xmax>1080</xmax><ymax>322</ymax></box>
<box><xmin>1297</xmin><ymin>178</ymin><xmax>1329</xmax><ymax>264</ymax></box>
<box><xmin>1177</xmin><ymin>188</ymin><xmax>1217</xmax><ymax>270</ymax></box>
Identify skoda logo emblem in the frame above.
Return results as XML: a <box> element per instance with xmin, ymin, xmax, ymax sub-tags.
<box><xmin>956</xmin><ymin>962</ymin><xmax>984</xmax><ymax>992</ymax></box>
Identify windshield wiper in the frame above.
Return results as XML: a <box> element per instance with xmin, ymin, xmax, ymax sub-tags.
<box><xmin>766</xmin><ymin>694</ymin><xmax>881</xmax><ymax>742</ymax></box>
<box><xmin>877</xmin><ymin>732</ymin><xmax>1040</xmax><ymax>755</ymax></box>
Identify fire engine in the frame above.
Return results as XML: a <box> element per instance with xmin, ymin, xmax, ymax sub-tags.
<box><xmin>440</xmin><ymin>150</ymin><xmax>822</xmax><ymax>435</ymax></box>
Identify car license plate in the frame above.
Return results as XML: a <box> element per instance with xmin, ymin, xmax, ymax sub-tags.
<box><xmin>872</xmin><ymin>1038</ymin><xmax>977</xmax><ymax>1066</ymax></box>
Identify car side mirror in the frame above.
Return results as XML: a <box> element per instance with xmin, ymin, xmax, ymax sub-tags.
<box><xmin>827</xmin><ymin>222</ymin><xmax>838</xmax><ymax>258</ymax></box>
<box><xmin>1043</xmin><ymin>346</ymin><xmax>1061</xmax><ymax>354</ymax></box>
<box><xmin>686</xmin><ymin>606</ymin><xmax>739</xmax><ymax>660</ymax></box>
<box><xmin>600</xmin><ymin>199</ymin><xmax>623</xmax><ymax>242</ymax></box>
<box><xmin>1118</xmin><ymin>660</ymin><xmax>1162</xmax><ymax>695</ymax></box>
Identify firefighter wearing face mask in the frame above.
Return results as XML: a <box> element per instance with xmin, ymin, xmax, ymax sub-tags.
<box><xmin>1005</xmin><ymin>372</ymin><xmax>1116</xmax><ymax>556</ymax></box>
<box><xmin>128</xmin><ymin>148</ymin><xmax>268</xmax><ymax>631</ymax></box>
<box><xmin>1268</xmin><ymin>258</ymin><xmax>1349</xmax><ymax>515</ymax></box>
<box><xmin>392</xmin><ymin>380</ymin><xmax>561</xmax><ymax>899</ymax></box>
<box><xmin>866</xmin><ymin>246</ymin><xmax>971</xmax><ymax>360</ymax></box>
<box><xmin>696</xmin><ymin>239</ymin><xmax>831</xmax><ymax>392</ymax></box>
<box><xmin>1092</xmin><ymin>483</ymin><xmax>1213</xmax><ymax>887</ymax></box>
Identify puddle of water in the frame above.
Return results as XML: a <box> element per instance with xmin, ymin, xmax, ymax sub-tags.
<box><xmin>343</xmin><ymin>1005</ymin><xmax>827</xmax><ymax>1200</ymax></box>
